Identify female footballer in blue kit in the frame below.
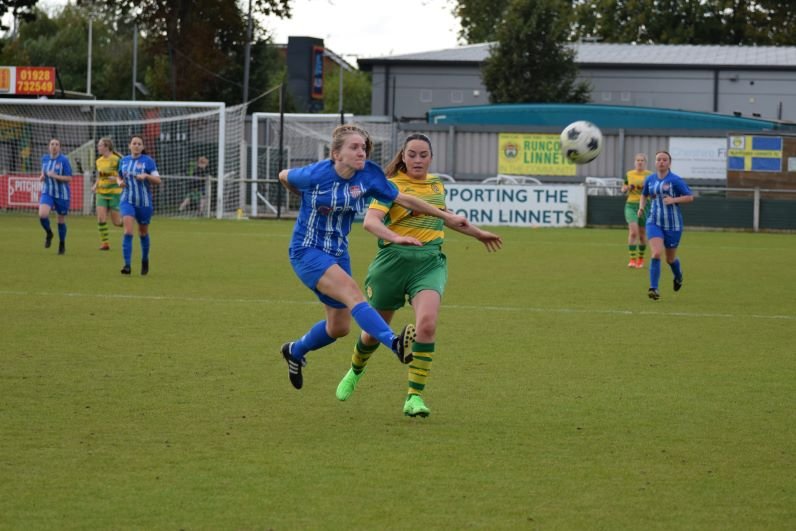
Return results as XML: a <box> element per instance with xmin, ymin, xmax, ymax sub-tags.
<box><xmin>117</xmin><ymin>136</ymin><xmax>161</xmax><ymax>276</ymax></box>
<box><xmin>277</xmin><ymin>124</ymin><xmax>469</xmax><ymax>390</ymax></box>
<box><xmin>638</xmin><ymin>150</ymin><xmax>694</xmax><ymax>300</ymax></box>
<box><xmin>38</xmin><ymin>138</ymin><xmax>73</xmax><ymax>255</ymax></box>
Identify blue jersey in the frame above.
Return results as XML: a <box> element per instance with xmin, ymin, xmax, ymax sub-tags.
<box><xmin>287</xmin><ymin>160</ymin><xmax>399</xmax><ymax>257</ymax></box>
<box><xmin>642</xmin><ymin>171</ymin><xmax>693</xmax><ymax>231</ymax></box>
<box><xmin>40</xmin><ymin>154</ymin><xmax>72</xmax><ymax>200</ymax></box>
<box><xmin>119</xmin><ymin>154</ymin><xmax>158</xmax><ymax>208</ymax></box>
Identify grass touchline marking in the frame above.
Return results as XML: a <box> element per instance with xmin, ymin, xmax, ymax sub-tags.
<box><xmin>2</xmin><ymin>290</ymin><xmax>793</xmax><ymax>321</ymax></box>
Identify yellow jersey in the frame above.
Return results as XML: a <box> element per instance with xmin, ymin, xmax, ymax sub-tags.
<box><xmin>624</xmin><ymin>169</ymin><xmax>649</xmax><ymax>203</ymax></box>
<box><xmin>95</xmin><ymin>153</ymin><xmax>122</xmax><ymax>195</ymax></box>
<box><xmin>369</xmin><ymin>171</ymin><xmax>446</xmax><ymax>247</ymax></box>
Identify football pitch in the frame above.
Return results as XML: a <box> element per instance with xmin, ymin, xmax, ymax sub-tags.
<box><xmin>1</xmin><ymin>213</ymin><xmax>794</xmax><ymax>530</ymax></box>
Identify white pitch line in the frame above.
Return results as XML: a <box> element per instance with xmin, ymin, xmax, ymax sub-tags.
<box><xmin>1</xmin><ymin>290</ymin><xmax>794</xmax><ymax>321</ymax></box>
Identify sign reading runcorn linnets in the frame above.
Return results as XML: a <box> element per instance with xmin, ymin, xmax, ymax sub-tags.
<box><xmin>498</xmin><ymin>133</ymin><xmax>576</xmax><ymax>176</ymax></box>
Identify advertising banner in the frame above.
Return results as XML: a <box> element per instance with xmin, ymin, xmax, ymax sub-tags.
<box><xmin>668</xmin><ymin>137</ymin><xmax>727</xmax><ymax>181</ymax></box>
<box><xmin>444</xmin><ymin>183</ymin><xmax>586</xmax><ymax>227</ymax></box>
<box><xmin>498</xmin><ymin>133</ymin><xmax>575</xmax><ymax>176</ymax></box>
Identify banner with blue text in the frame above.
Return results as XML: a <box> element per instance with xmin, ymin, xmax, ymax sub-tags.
<box><xmin>444</xmin><ymin>184</ymin><xmax>586</xmax><ymax>227</ymax></box>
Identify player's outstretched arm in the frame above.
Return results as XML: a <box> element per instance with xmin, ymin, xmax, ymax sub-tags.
<box><xmin>444</xmin><ymin>215</ymin><xmax>502</xmax><ymax>252</ymax></box>
<box><xmin>394</xmin><ymin>192</ymin><xmax>468</xmax><ymax>228</ymax></box>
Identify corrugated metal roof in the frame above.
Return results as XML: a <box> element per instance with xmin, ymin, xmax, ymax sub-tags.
<box><xmin>359</xmin><ymin>42</ymin><xmax>796</xmax><ymax>68</ymax></box>
<box><xmin>577</xmin><ymin>43</ymin><xmax>796</xmax><ymax>66</ymax></box>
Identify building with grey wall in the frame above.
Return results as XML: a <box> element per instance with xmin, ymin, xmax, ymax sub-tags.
<box><xmin>358</xmin><ymin>43</ymin><xmax>796</xmax><ymax>123</ymax></box>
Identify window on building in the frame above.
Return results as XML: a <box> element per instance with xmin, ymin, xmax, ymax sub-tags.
<box><xmin>420</xmin><ymin>90</ymin><xmax>432</xmax><ymax>103</ymax></box>
<box><xmin>451</xmin><ymin>90</ymin><xmax>463</xmax><ymax>103</ymax></box>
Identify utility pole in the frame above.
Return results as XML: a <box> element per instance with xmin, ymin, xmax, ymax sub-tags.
<box><xmin>242</xmin><ymin>0</ymin><xmax>253</xmax><ymax>103</ymax></box>
<box><xmin>131</xmin><ymin>24</ymin><xmax>138</xmax><ymax>100</ymax></box>
<box><xmin>86</xmin><ymin>15</ymin><xmax>93</xmax><ymax>95</ymax></box>
<box><xmin>339</xmin><ymin>61</ymin><xmax>344</xmax><ymax>124</ymax></box>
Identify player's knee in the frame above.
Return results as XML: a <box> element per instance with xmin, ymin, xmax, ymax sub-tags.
<box><xmin>361</xmin><ymin>332</ymin><xmax>378</xmax><ymax>346</ymax></box>
<box><xmin>327</xmin><ymin>323</ymin><xmax>350</xmax><ymax>339</ymax></box>
<box><xmin>415</xmin><ymin>320</ymin><xmax>437</xmax><ymax>341</ymax></box>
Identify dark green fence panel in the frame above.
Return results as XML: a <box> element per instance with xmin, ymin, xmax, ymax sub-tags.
<box><xmin>685</xmin><ymin>197</ymin><xmax>753</xmax><ymax>229</ymax></box>
<box><xmin>584</xmin><ymin>195</ymin><xmax>796</xmax><ymax>230</ymax></box>
<box><xmin>587</xmin><ymin>196</ymin><xmax>626</xmax><ymax>226</ymax></box>
<box><xmin>760</xmin><ymin>199</ymin><xmax>796</xmax><ymax>230</ymax></box>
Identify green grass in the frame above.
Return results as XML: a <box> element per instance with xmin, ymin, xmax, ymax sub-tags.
<box><xmin>1</xmin><ymin>213</ymin><xmax>794</xmax><ymax>530</ymax></box>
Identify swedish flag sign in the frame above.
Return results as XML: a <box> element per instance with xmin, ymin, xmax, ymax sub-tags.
<box><xmin>727</xmin><ymin>136</ymin><xmax>782</xmax><ymax>172</ymax></box>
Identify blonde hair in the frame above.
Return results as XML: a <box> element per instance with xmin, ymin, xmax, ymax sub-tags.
<box><xmin>330</xmin><ymin>124</ymin><xmax>372</xmax><ymax>158</ymax></box>
<box><xmin>384</xmin><ymin>133</ymin><xmax>433</xmax><ymax>177</ymax></box>
<box><xmin>99</xmin><ymin>137</ymin><xmax>122</xmax><ymax>158</ymax></box>
<box><xmin>99</xmin><ymin>137</ymin><xmax>115</xmax><ymax>151</ymax></box>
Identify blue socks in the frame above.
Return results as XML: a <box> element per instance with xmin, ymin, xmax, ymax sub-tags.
<box><xmin>650</xmin><ymin>257</ymin><xmax>683</xmax><ymax>289</ymax></box>
<box><xmin>351</xmin><ymin>301</ymin><xmax>395</xmax><ymax>349</ymax></box>
<box><xmin>670</xmin><ymin>258</ymin><xmax>682</xmax><ymax>280</ymax></box>
<box><xmin>39</xmin><ymin>217</ymin><xmax>52</xmax><ymax>233</ymax></box>
<box><xmin>291</xmin><ymin>320</ymin><xmax>336</xmax><ymax>360</ymax></box>
<box><xmin>650</xmin><ymin>258</ymin><xmax>661</xmax><ymax>289</ymax></box>
<box><xmin>57</xmin><ymin>222</ymin><xmax>66</xmax><ymax>242</ymax></box>
<box><xmin>288</xmin><ymin>303</ymin><xmax>397</xmax><ymax>362</ymax></box>
<box><xmin>140</xmin><ymin>234</ymin><xmax>150</xmax><ymax>261</ymax></box>
<box><xmin>122</xmin><ymin>234</ymin><xmax>133</xmax><ymax>266</ymax></box>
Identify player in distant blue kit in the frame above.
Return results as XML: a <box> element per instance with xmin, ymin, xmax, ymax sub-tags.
<box><xmin>277</xmin><ymin>124</ymin><xmax>469</xmax><ymax>390</ymax></box>
<box><xmin>116</xmin><ymin>136</ymin><xmax>161</xmax><ymax>276</ymax></box>
<box><xmin>638</xmin><ymin>150</ymin><xmax>694</xmax><ymax>300</ymax></box>
<box><xmin>38</xmin><ymin>138</ymin><xmax>73</xmax><ymax>255</ymax></box>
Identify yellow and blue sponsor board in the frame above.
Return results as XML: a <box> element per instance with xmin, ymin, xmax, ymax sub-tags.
<box><xmin>727</xmin><ymin>136</ymin><xmax>782</xmax><ymax>172</ymax></box>
<box><xmin>498</xmin><ymin>133</ymin><xmax>576</xmax><ymax>176</ymax></box>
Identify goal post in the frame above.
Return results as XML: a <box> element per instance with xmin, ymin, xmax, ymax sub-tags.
<box><xmin>249</xmin><ymin>113</ymin><xmax>397</xmax><ymax>218</ymax></box>
<box><xmin>0</xmin><ymin>99</ymin><xmax>247</xmax><ymax>219</ymax></box>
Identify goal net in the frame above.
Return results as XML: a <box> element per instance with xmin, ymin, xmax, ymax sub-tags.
<box><xmin>0</xmin><ymin>99</ymin><xmax>247</xmax><ymax>219</ymax></box>
<box><xmin>249</xmin><ymin>113</ymin><xmax>397</xmax><ymax>217</ymax></box>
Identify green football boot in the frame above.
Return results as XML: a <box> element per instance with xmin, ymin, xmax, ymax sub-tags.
<box><xmin>403</xmin><ymin>394</ymin><xmax>430</xmax><ymax>418</ymax></box>
<box><xmin>336</xmin><ymin>368</ymin><xmax>365</xmax><ymax>401</ymax></box>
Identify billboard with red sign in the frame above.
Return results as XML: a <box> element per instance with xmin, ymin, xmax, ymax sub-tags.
<box><xmin>0</xmin><ymin>173</ymin><xmax>84</xmax><ymax>210</ymax></box>
<box><xmin>0</xmin><ymin>66</ymin><xmax>56</xmax><ymax>96</ymax></box>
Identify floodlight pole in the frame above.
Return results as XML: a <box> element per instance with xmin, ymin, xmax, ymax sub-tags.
<box><xmin>242</xmin><ymin>0</ymin><xmax>253</xmax><ymax>104</ymax></box>
<box><xmin>339</xmin><ymin>61</ymin><xmax>344</xmax><ymax>124</ymax></box>
<box><xmin>131</xmin><ymin>25</ymin><xmax>138</xmax><ymax>100</ymax></box>
<box><xmin>87</xmin><ymin>16</ymin><xmax>92</xmax><ymax>95</ymax></box>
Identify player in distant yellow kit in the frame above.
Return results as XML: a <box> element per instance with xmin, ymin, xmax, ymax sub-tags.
<box><xmin>93</xmin><ymin>137</ymin><xmax>123</xmax><ymax>250</ymax></box>
<box><xmin>622</xmin><ymin>153</ymin><xmax>651</xmax><ymax>268</ymax></box>
<box><xmin>335</xmin><ymin>133</ymin><xmax>502</xmax><ymax>417</ymax></box>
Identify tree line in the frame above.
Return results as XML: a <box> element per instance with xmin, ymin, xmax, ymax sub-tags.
<box><xmin>455</xmin><ymin>0</ymin><xmax>796</xmax><ymax>104</ymax></box>
<box><xmin>0</xmin><ymin>0</ymin><xmax>370</xmax><ymax>114</ymax></box>
<box><xmin>2</xmin><ymin>0</ymin><xmax>793</xmax><ymax>109</ymax></box>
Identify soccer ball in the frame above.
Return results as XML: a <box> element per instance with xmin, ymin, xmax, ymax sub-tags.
<box><xmin>560</xmin><ymin>121</ymin><xmax>603</xmax><ymax>164</ymax></box>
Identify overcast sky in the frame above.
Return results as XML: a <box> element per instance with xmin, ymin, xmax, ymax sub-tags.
<box><xmin>7</xmin><ymin>0</ymin><xmax>462</xmax><ymax>60</ymax></box>
<box><xmin>261</xmin><ymin>0</ymin><xmax>462</xmax><ymax>59</ymax></box>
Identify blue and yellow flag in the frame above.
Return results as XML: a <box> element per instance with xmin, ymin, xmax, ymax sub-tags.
<box><xmin>727</xmin><ymin>136</ymin><xmax>782</xmax><ymax>172</ymax></box>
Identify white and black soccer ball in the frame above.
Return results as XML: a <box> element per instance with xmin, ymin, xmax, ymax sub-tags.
<box><xmin>560</xmin><ymin>121</ymin><xmax>604</xmax><ymax>164</ymax></box>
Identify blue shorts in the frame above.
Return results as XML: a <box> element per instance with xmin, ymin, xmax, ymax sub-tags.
<box><xmin>120</xmin><ymin>202</ymin><xmax>153</xmax><ymax>225</ymax></box>
<box><xmin>289</xmin><ymin>246</ymin><xmax>350</xmax><ymax>309</ymax></box>
<box><xmin>40</xmin><ymin>193</ymin><xmax>69</xmax><ymax>215</ymax></box>
<box><xmin>646</xmin><ymin>223</ymin><xmax>682</xmax><ymax>248</ymax></box>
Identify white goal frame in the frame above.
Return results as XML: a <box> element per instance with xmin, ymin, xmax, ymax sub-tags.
<box><xmin>2</xmin><ymin>99</ymin><xmax>228</xmax><ymax>218</ymax></box>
